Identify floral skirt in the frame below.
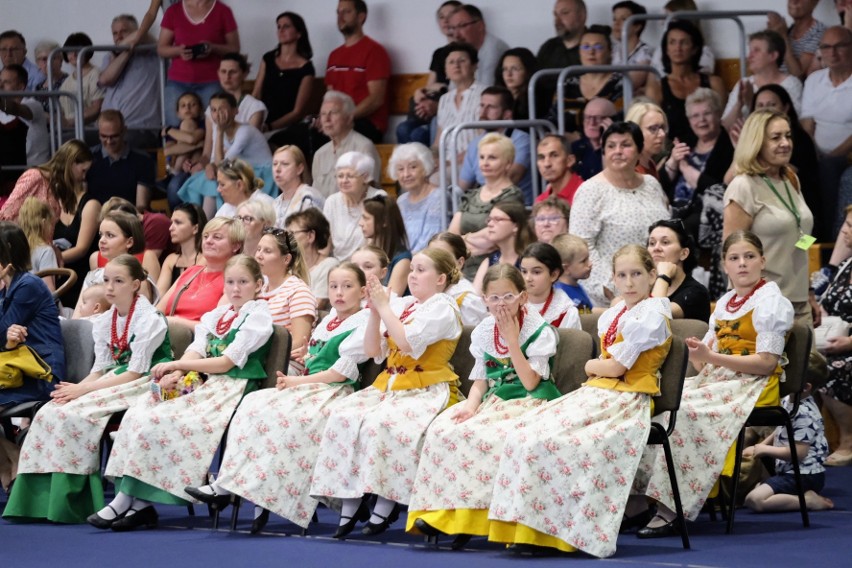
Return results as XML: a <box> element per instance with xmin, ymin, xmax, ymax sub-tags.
<box><xmin>826</xmin><ymin>353</ymin><xmax>852</xmax><ymax>405</ymax></box>
<box><xmin>634</xmin><ymin>365</ymin><xmax>768</xmax><ymax>521</ymax></box>
<box><xmin>104</xmin><ymin>376</ymin><xmax>247</xmax><ymax>503</ymax></box>
<box><xmin>309</xmin><ymin>383</ymin><xmax>453</xmax><ymax>505</ymax></box>
<box><xmin>407</xmin><ymin>395</ymin><xmax>547</xmax><ymax>536</ymax></box>
<box><xmin>487</xmin><ymin>385</ymin><xmax>650</xmax><ymax>559</ymax></box>
<box><xmin>215</xmin><ymin>383</ymin><xmax>353</xmax><ymax>528</ymax></box>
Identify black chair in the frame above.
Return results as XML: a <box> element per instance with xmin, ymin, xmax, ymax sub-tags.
<box><xmin>725</xmin><ymin>323</ymin><xmax>812</xmax><ymax>534</ymax></box>
<box><xmin>647</xmin><ymin>336</ymin><xmax>691</xmax><ymax>549</ymax></box>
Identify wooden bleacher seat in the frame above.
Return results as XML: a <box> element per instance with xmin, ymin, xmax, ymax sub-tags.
<box><xmin>376</xmin><ymin>143</ymin><xmax>398</xmax><ymax>196</ymax></box>
<box><xmin>715</xmin><ymin>58</ymin><xmax>742</xmax><ymax>93</ymax></box>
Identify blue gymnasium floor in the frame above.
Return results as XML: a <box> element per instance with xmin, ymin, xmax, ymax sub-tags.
<box><xmin>2</xmin><ymin>466</ymin><xmax>851</xmax><ymax>568</ymax></box>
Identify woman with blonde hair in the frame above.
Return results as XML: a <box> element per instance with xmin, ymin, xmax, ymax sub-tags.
<box><xmin>215</xmin><ymin>158</ymin><xmax>275</xmax><ymax>219</ymax></box>
<box><xmin>271</xmin><ymin>145</ymin><xmax>324</xmax><ymax>228</ymax></box>
<box><xmin>18</xmin><ymin>198</ymin><xmax>59</xmax><ymax>291</ymax></box>
<box><xmin>236</xmin><ymin>199</ymin><xmax>276</xmax><ymax>259</ymax></box>
<box><xmin>625</xmin><ymin>100</ymin><xmax>669</xmax><ymax>179</ymax></box>
<box><xmin>723</xmin><ymin>110</ymin><xmax>815</xmax><ymax>324</ymax></box>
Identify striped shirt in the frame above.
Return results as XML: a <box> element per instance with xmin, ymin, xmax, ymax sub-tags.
<box><xmin>260</xmin><ymin>274</ymin><xmax>317</xmax><ymax>329</ymax></box>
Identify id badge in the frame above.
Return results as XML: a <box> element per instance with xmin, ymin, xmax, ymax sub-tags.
<box><xmin>795</xmin><ymin>233</ymin><xmax>816</xmax><ymax>251</ymax></box>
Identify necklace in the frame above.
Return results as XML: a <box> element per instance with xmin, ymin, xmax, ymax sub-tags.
<box><xmin>326</xmin><ymin>315</ymin><xmax>344</xmax><ymax>331</ymax></box>
<box><xmin>603</xmin><ymin>305</ymin><xmax>629</xmax><ymax>351</ymax></box>
<box><xmin>216</xmin><ymin>306</ymin><xmax>239</xmax><ymax>335</ymax></box>
<box><xmin>537</xmin><ymin>289</ymin><xmax>554</xmax><ymax>318</ymax></box>
<box><xmin>110</xmin><ymin>295</ymin><xmax>138</xmax><ymax>360</ymax></box>
<box><xmin>384</xmin><ymin>301</ymin><xmax>417</xmax><ymax>338</ymax></box>
<box><xmin>726</xmin><ymin>278</ymin><xmax>767</xmax><ymax>313</ymax></box>
<box><xmin>493</xmin><ymin>308</ymin><xmax>525</xmax><ymax>355</ymax></box>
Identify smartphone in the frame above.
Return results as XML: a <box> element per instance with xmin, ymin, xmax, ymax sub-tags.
<box><xmin>189</xmin><ymin>43</ymin><xmax>208</xmax><ymax>59</ymax></box>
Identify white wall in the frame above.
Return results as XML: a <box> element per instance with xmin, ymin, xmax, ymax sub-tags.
<box><xmin>3</xmin><ymin>0</ymin><xmax>842</xmax><ymax>76</ymax></box>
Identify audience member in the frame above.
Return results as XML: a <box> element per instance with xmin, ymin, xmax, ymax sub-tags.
<box><xmin>311</xmin><ymin>91</ymin><xmax>381</xmax><ymax>199</ymax></box>
<box><xmin>391</xmin><ymin>143</ymin><xmax>443</xmax><ymax>253</ymax></box>
<box><xmin>459</xmin><ymin>86</ymin><xmax>532</xmax><ymax>204</ymax></box>
<box><xmin>100</xmin><ymin>196</ymin><xmax>173</xmax><ymax>261</ymax></box>
<box><xmin>361</xmin><ymin>195</ymin><xmax>412</xmax><ymax>296</ymax></box>
<box><xmin>214</xmin><ymin>157</ymin><xmax>274</xmax><ymax>219</ymax></box>
<box><xmin>647</xmin><ymin>218</ymin><xmax>711</xmax><ymax>321</ymax></box>
<box><xmin>0</xmin><ymin>30</ymin><xmax>45</xmax><ymax>91</ymax></box>
<box><xmin>58</xmin><ymin>33</ymin><xmax>104</xmax><ymax>131</ymax></box>
<box><xmin>471</xmin><ymin>201</ymin><xmax>529</xmax><ymax>292</ymax></box>
<box><xmin>449</xmin><ymin>4</ymin><xmax>509</xmax><ymax>88</ymax></box>
<box><xmin>433</xmin><ymin>42</ymin><xmax>485</xmax><ymax>163</ymax></box>
<box><xmin>519</xmin><ymin>242</ymin><xmax>580</xmax><ymax>329</ymax></box>
<box><xmin>99</xmin><ymin>14</ymin><xmax>162</xmax><ymax>148</ymax></box>
<box><xmin>86</xmin><ymin>110</ymin><xmax>155</xmax><ymax>209</ymax></box>
<box><xmin>19</xmin><ymin>197</ymin><xmax>58</xmax><ymax>291</ymax></box>
<box><xmin>535</xmin><ymin>133</ymin><xmax>584</xmax><ymax>203</ymax></box>
<box><xmin>625</xmin><ymin>100</ymin><xmax>668</xmax><ymax>178</ymax></box>
<box><xmin>285</xmin><ymin>208</ymin><xmax>339</xmax><ymax>311</ymax></box>
<box><xmin>270</xmin><ymin>145</ymin><xmax>324</xmax><ymax>228</ymax></box>
<box><xmin>611</xmin><ymin>1</ymin><xmax>652</xmax><ymax>92</ymax></box>
<box><xmin>325</xmin><ymin>0</ymin><xmax>391</xmax><ymax>143</ymax></box>
<box><xmin>162</xmin><ymin>92</ymin><xmax>205</xmax><ymax>177</ymax></box>
<box><xmin>0</xmin><ymin>64</ymin><xmax>49</xmax><ymax>165</ymax></box>
<box><xmin>212</xmin><ymin>52</ymin><xmax>266</xmax><ymax>129</ymax></box>
<box><xmin>494</xmin><ymin>47</ymin><xmax>544</xmax><ymax>121</ymax></box>
<box><xmin>650</xmin><ymin>0</ymin><xmax>716</xmax><ymax>77</ymax></box>
<box><xmin>33</xmin><ymin>40</ymin><xmax>66</xmax><ymax>111</ymax></box>
<box><xmin>571</xmin><ymin>97</ymin><xmax>618</xmax><ymax>180</ymax></box>
<box><xmin>0</xmin><ymin>66</ymin><xmax>32</xmax><ymax>192</ymax></box>
<box><xmin>530</xmin><ymin>196</ymin><xmax>569</xmax><ymax>244</ymax></box>
<box><xmin>156</xmin><ymin>202</ymin><xmax>207</xmax><ymax>296</ymax></box>
<box><xmin>236</xmin><ymin>199</ymin><xmax>276</xmax><ymax>259</ymax></box>
<box><xmin>768</xmin><ymin>0</ymin><xmax>827</xmax><ymax>79</ymax></box>
<box><xmin>536</xmin><ymin>0</ymin><xmax>587</xmax><ymax>102</ymax></box>
<box><xmin>551</xmin><ymin>232</ymin><xmax>593</xmax><ymax>312</ymax></box>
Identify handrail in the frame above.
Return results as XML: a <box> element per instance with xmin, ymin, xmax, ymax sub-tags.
<box><xmin>620</xmin><ymin>13</ymin><xmax>671</xmax><ymax>103</ymax></box>
<box><xmin>0</xmin><ymin>90</ymin><xmax>80</xmax><ymax>156</ymax></box>
<box><xmin>47</xmin><ymin>46</ymin><xmax>88</xmax><ymax>145</ymax></box>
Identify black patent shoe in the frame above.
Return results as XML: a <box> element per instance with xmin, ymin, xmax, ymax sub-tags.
<box><xmin>184</xmin><ymin>485</ymin><xmax>231</xmax><ymax>511</ymax></box>
<box><xmin>620</xmin><ymin>507</ymin><xmax>655</xmax><ymax>533</ymax></box>
<box><xmin>362</xmin><ymin>503</ymin><xmax>400</xmax><ymax>536</ymax></box>
<box><xmin>110</xmin><ymin>506</ymin><xmax>158</xmax><ymax>531</ymax></box>
<box><xmin>507</xmin><ymin>543</ymin><xmax>558</xmax><ymax>556</ymax></box>
<box><xmin>86</xmin><ymin>505</ymin><xmax>125</xmax><ymax>530</ymax></box>
<box><xmin>636</xmin><ymin>515</ymin><xmax>679</xmax><ymax>539</ymax></box>
<box><xmin>414</xmin><ymin>517</ymin><xmax>445</xmax><ymax>537</ymax></box>
<box><xmin>451</xmin><ymin>534</ymin><xmax>472</xmax><ymax>550</ymax></box>
<box><xmin>334</xmin><ymin>498</ymin><xmax>370</xmax><ymax>539</ymax></box>
<box><xmin>251</xmin><ymin>508</ymin><xmax>270</xmax><ymax>534</ymax></box>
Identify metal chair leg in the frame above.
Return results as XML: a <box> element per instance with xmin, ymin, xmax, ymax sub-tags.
<box><xmin>726</xmin><ymin>427</ymin><xmax>746</xmax><ymax>534</ymax></box>
<box><xmin>662</xmin><ymin>438</ymin><xmax>691</xmax><ymax>549</ymax></box>
<box><xmin>784</xmin><ymin>418</ymin><xmax>810</xmax><ymax>528</ymax></box>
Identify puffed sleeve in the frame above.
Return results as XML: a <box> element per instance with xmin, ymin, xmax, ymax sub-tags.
<box><xmin>329</xmin><ymin>311</ymin><xmax>371</xmax><ymax>380</ymax></box>
<box><xmin>753</xmin><ymin>294</ymin><xmax>794</xmax><ymax>356</ymax></box>
<box><xmin>125</xmin><ymin>305</ymin><xmax>168</xmax><ymax>374</ymax></box>
<box><xmin>467</xmin><ymin>317</ymin><xmax>492</xmax><ymax>381</ymax></box>
<box><xmin>608</xmin><ymin>300</ymin><xmax>671</xmax><ymax>369</ymax></box>
<box><xmin>399</xmin><ymin>295</ymin><xmax>462</xmax><ymax>359</ymax></box>
<box><xmin>703</xmin><ymin>312</ymin><xmax>717</xmax><ymax>349</ymax></box>
<box><xmin>460</xmin><ymin>292</ymin><xmax>488</xmax><ymax>326</ymax></box>
<box><xmin>222</xmin><ymin>301</ymin><xmax>275</xmax><ymax>369</ymax></box>
<box><xmin>90</xmin><ymin>311</ymin><xmax>115</xmax><ymax>373</ymax></box>
<box><xmin>186</xmin><ymin>307</ymin><xmax>220</xmax><ymax>357</ymax></box>
<box><xmin>525</xmin><ymin>323</ymin><xmax>559</xmax><ymax>379</ymax></box>
<box><xmin>557</xmin><ymin>305</ymin><xmax>581</xmax><ymax>330</ymax></box>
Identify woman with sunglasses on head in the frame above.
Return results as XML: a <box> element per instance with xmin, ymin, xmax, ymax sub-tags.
<box><xmin>157</xmin><ymin>204</ymin><xmax>208</xmax><ymax>296</ymax></box>
<box><xmin>215</xmin><ymin>158</ymin><xmax>275</xmax><ymax>219</ymax></box>
<box><xmin>647</xmin><ymin>219</ymin><xmax>710</xmax><ymax>321</ymax></box>
<box><xmin>255</xmin><ymin>228</ymin><xmax>316</xmax><ymax>374</ymax></box>
<box><xmin>236</xmin><ymin>199</ymin><xmax>276</xmax><ymax>263</ymax></box>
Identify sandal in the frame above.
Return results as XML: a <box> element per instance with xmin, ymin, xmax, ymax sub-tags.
<box><xmin>825</xmin><ymin>451</ymin><xmax>852</xmax><ymax>467</ymax></box>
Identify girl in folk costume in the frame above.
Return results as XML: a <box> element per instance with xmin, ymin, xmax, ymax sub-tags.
<box><xmin>310</xmin><ymin>248</ymin><xmax>464</xmax><ymax>538</ymax></box>
<box><xmin>6</xmin><ymin>255</ymin><xmax>171</xmax><ymax>524</ymax></box>
<box><xmin>633</xmin><ymin>231</ymin><xmax>794</xmax><ymax>538</ymax></box>
<box><xmin>428</xmin><ymin>232</ymin><xmax>488</xmax><ymax>327</ymax></box>
<box><xmin>520</xmin><ymin>242</ymin><xmax>581</xmax><ymax>330</ymax></box>
<box><xmin>351</xmin><ymin>245</ymin><xmax>391</xmax><ymax>305</ymax></box>
<box><xmin>184</xmin><ymin>263</ymin><xmax>371</xmax><ymax>534</ymax></box>
<box><xmin>487</xmin><ymin>245</ymin><xmax>672</xmax><ymax>558</ymax></box>
<box><xmin>90</xmin><ymin>255</ymin><xmax>274</xmax><ymax>531</ymax></box>
<box><xmin>407</xmin><ymin>264</ymin><xmax>561</xmax><ymax>547</ymax></box>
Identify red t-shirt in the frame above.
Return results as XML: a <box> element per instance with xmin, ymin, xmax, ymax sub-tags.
<box><xmin>143</xmin><ymin>211</ymin><xmax>174</xmax><ymax>260</ymax></box>
<box><xmin>535</xmin><ymin>172</ymin><xmax>585</xmax><ymax>205</ymax></box>
<box><xmin>162</xmin><ymin>265</ymin><xmax>224</xmax><ymax>321</ymax></box>
<box><xmin>161</xmin><ymin>1</ymin><xmax>238</xmax><ymax>83</ymax></box>
<box><xmin>325</xmin><ymin>35</ymin><xmax>391</xmax><ymax>132</ymax></box>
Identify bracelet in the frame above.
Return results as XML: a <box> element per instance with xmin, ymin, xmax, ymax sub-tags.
<box><xmin>657</xmin><ymin>274</ymin><xmax>673</xmax><ymax>285</ymax></box>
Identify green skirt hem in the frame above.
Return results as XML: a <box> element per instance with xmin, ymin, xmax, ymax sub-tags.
<box><xmin>2</xmin><ymin>472</ymin><xmax>105</xmax><ymax>524</ymax></box>
<box><xmin>115</xmin><ymin>475</ymin><xmax>190</xmax><ymax>506</ymax></box>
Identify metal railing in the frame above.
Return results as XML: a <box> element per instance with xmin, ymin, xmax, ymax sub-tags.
<box><xmin>437</xmin><ymin>119</ymin><xmax>556</xmax><ymax>229</ymax></box>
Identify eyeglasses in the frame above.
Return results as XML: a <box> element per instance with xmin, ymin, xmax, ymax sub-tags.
<box><xmin>484</xmin><ymin>292</ymin><xmax>522</xmax><ymax>304</ymax></box>
<box><xmin>486</xmin><ymin>215</ymin><xmax>512</xmax><ymax>224</ymax></box>
<box><xmin>818</xmin><ymin>41</ymin><xmax>852</xmax><ymax>52</ymax></box>
<box><xmin>448</xmin><ymin>19</ymin><xmax>480</xmax><ymax>32</ymax></box>
<box><xmin>580</xmin><ymin>43</ymin><xmax>607</xmax><ymax>52</ymax></box>
<box><xmin>534</xmin><ymin>215</ymin><xmax>566</xmax><ymax>225</ymax></box>
<box><xmin>235</xmin><ymin>215</ymin><xmax>256</xmax><ymax>224</ymax></box>
<box><xmin>336</xmin><ymin>172</ymin><xmax>361</xmax><ymax>181</ymax></box>
<box><xmin>686</xmin><ymin>110</ymin><xmax>715</xmax><ymax>121</ymax></box>
<box><xmin>583</xmin><ymin>114</ymin><xmax>609</xmax><ymax>123</ymax></box>
<box><xmin>645</xmin><ymin>124</ymin><xmax>666</xmax><ymax>135</ymax></box>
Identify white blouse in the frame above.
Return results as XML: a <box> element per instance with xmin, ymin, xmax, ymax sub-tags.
<box><xmin>446</xmin><ymin>278</ymin><xmax>488</xmax><ymax>327</ymax></box>
<box><xmin>310</xmin><ymin>308</ymin><xmax>371</xmax><ymax>380</ymax></box>
<box><xmin>187</xmin><ymin>299</ymin><xmax>274</xmax><ymax>369</ymax></box>
<box><xmin>323</xmin><ymin>186</ymin><xmax>387</xmax><ymax>261</ymax></box>
<box><xmin>600</xmin><ymin>297</ymin><xmax>672</xmax><ymax>369</ymax></box>
<box><xmin>378</xmin><ymin>293</ymin><xmax>462</xmax><ymax>361</ymax></box>
<box><xmin>469</xmin><ymin>308</ymin><xmax>558</xmax><ymax>382</ymax></box>
<box><xmin>528</xmin><ymin>287</ymin><xmax>581</xmax><ymax>330</ymax></box>
<box><xmin>91</xmin><ymin>295</ymin><xmax>168</xmax><ymax>375</ymax></box>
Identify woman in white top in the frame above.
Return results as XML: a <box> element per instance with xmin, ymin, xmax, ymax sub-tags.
<box><xmin>433</xmin><ymin>42</ymin><xmax>486</xmax><ymax>160</ymax></box>
<box><xmin>323</xmin><ymin>151</ymin><xmax>386</xmax><ymax>262</ymax></box>
<box><xmin>215</xmin><ymin>158</ymin><xmax>275</xmax><ymax>219</ymax></box>
<box><xmin>271</xmin><ymin>145</ymin><xmax>324</xmax><ymax>228</ymax></box>
<box><xmin>58</xmin><ymin>33</ymin><xmax>104</xmax><ymax>130</ymax></box>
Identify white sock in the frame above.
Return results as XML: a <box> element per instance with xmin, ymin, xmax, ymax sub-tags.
<box><xmin>126</xmin><ymin>497</ymin><xmax>152</xmax><ymax>515</ymax></box>
<box><xmin>98</xmin><ymin>492</ymin><xmax>133</xmax><ymax>520</ymax></box>
<box><xmin>254</xmin><ymin>506</ymin><xmax>265</xmax><ymax>520</ymax></box>
<box><xmin>339</xmin><ymin>497</ymin><xmax>361</xmax><ymax>526</ymax></box>
<box><xmin>369</xmin><ymin>496</ymin><xmax>396</xmax><ymax>525</ymax></box>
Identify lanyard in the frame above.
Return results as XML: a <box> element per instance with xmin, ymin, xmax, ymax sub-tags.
<box><xmin>762</xmin><ymin>175</ymin><xmax>801</xmax><ymax>231</ymax></box>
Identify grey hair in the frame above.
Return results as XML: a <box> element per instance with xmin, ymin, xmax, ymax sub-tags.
<box><xmin>322</xmin><ymin>90</ymin><xmax>356</xmax><ymax>117</ymax></box>
<box><xmin>335</xmin><ymin>151</ymin><xmax>375</xmax><ymax>182</ymax></box>
<box><xmin>34</xmin><ymin>40</ymin><xmax>59</xmax><ymax>57</ymax></box>
<box><xmin>236</xmin><ymin>199</ymin><xmax>276</xmax><ymax>228</ymax></box>
<box><xmin>685</xmin><ymin>87</ymin><xmax>722</xmax><ymax>115</ymax></box>
<box><xmin>388</xmin><ymin>142</ymin><xmax>435</xmax><ymax>181</ymax></box>
<box><xmin>112</xmin><ymin>14</ymin><xmax>139</xmax><ymax>29</ymax></box>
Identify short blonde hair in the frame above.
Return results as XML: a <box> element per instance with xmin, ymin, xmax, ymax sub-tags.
<box><xmin>272</xmin><ymin>145</ymin><xmax>310</xmax><ymax>184</ymax></box>
<box><xmin>478</xmin><ymin>132</ymin><xmax>515</xmax><ymax>164</ymax></box>
<box><xmin>733</xmin><ymin>110</ymin><xmax>791</xmax><ymax>177</ymax></box>
<box><xmin>204</xmin><ymin>216</ymin><xmax>246</xmax><ymax>253</ymax></box>
<box><xmin>625</xmin><ymin>100</ymin><xmax>668</xmax><ymax>131</ymax></box>
<box><xmin>551</xmin><ymin>233</ymin><xmax>588</xmax><ymax>264</ymax></box>
<box><xmin>219</xmin><ymin>158</ymin><xmax>264</xmax><ymax>196</ymax></box>
<box><xmin>236</xmin><ymin>199</ymin><xmax>276</xmax><ymax>229</ymax></box>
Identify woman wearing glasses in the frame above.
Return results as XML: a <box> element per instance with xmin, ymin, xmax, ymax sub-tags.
<box><xmin>625</xmin><ymin>100</ymin><xmax>668</xmax><ymax>179</ymax></box>
<box><xmin>530</xmin><ymin>197</ymin><xmax>570</xmax><ymax>245</ymax></box>
<box><xmin>235</xmin><ymin>200</ymin><xmax>276</xmax><ymax>261</ymax></box>
<box><xmin>471</xmin><ymin>202</ymin><xmax>530</xmax><ymax>294</ymax></box>
<box><xmin>284</xmin><ymin>208</ymin><xmax>338</xmax><ymax>312</ymax></box>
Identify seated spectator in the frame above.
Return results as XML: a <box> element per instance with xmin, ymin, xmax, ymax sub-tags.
<box><xmin>472</xmin><ymin>201</ymin><xmax>529</xmax><ymax>292</ymax></box>
<box><xmin>660</xmin><ymin>88</ymin><xmax>733</xmax><ymax>242</ymax></box>
<box><xmin>176</xmin><ymin>92</ymin><xmax>274</xmax><ymax>217</ymax></box>
<box><xmin>360</xmin><ymin>195</ymin><xmax>411</xmax><ymax>296</ymax></box>
<box><xmin>34</xmin><ymin>40</ymin><xmax>66</xmax><ymax>110</ymax></box>
<box><xmin>396</xmin><ymin>1</ymin><xmax>461</xmax><ymax>145</ymax></box>
<box><xmin>536</xmin><ymin>0</ymin><xmax>586</xmax><ymax>103</ymax></box>
<box><xmin>75</xmin><ymin>283</ymin><xmax>111</xmax><ymax>319</ymax></box>
<box><xmin>549</xmin><ymin>25</ymin><xmax>623</xmax><ymax>136</ymax></box>
<box><xmin>625</xmin><ymin>99</ymin><xmax>668</xmax><ymax>179</ymax></box>
<box><xmin>162</xmin><ymin>92</ymin><xmax>205</xmax><ymax>177</ymax></box>
<box><xmin>285</xmin><ymin>208</ymin><xmax>339</xmax><ymax>311</ymax></box>
<box><xmin>86</xmin><ymin>110</ymin><xmax>155</xmax><ymax>210</ymax></box>
<box><xmin>571</xmin><ymin>97</ymin><xmax>617</xmax><ymax>180</ymax></box>
<box><xmin>100</xmin><ymin>197</ymin><xmax>173</xmax><ymax>261</ymax></box>
<box><xmin>19</xmin><ymin>198</ymin><xmax>59</xmax><ymax>292</ymax></box>
<box><xmin>646</xmin><ymin>20</ymin><xmax>727</xmax><ymax>147</ymax></box>
<box><xmin>611</xmin><ymin>1</ymin><xmax>653</xmax><ymax>92</ymax></box>
<box><xmin>270</xmin><ymin>145</ymin><xmax>324</xmax><ymax>228</ymax></box>
<box><xmin>722</xmin><ymin>30</ymin><xmax>804</xmax><ymax>132</ymax></box>
<box><xmin>433</xmin><ymin>42</ymin><xmax>486</xmax><ymax>163</ymax></box>
<box><xmin>0</xmin><ymin>64</ymin><xmax>49</xmax><ymax>166</ymax></box>
<box><xmin>647</xmin><ymin>218</ymin><xmax>711</xmax><ymax>321</ymax></box>
<box><xmin>58</xmin><ymin>33</ymin><xmax>104</xmax><ymax>132</ymax></box>
<box><xmin>325</xmin><ymin>0</ymin><xmax>391</xmax><ymax>143</ymax></box>
<box><xmin>311</xmin><ymin>91</ymin><xmax>381</xmax><ymax>199</ymax></box>
<box><xmin>459</xmin><ymin>86</ymin><xmax>532</xmax><ymax>204</ymax></box>
<box><xmin>551</xmin><ymin>233</ymin><xmax>593</xmax><ymax>312</ymax></box>
<box><xmin>0</xmin><ymin>30</ymin><xmax>45</xmax><ymax>91</ymax></box>
<box><xmin>449</xmin><ymin>4</ymin><xmax>509</xmax><ymax>87</ymax></box>
<box><xmin>650</xmin><ymin>0</ymin><xmax>716</xmax><ymax>77</ymax></box>
<box><xmin>391</xmin><ymin>143</ymin><xmax>443</xmax><ymax>253</ymax></box>
<box><xmin>254</xmin><ymin>12</ymin><xmax>316</xmax><ymax>138</ymax></box>
<box><xmin>530</xmin><ymin>196</ymin><xmax>570</xmax><ymax>244</ymax></box>
<box><xmin>768</xmin><ymin>0</ymin><xmax>827</xmax><ymax>79</ymax></box>
<box><xmin>324</xmin><ymin>151</ymin><xmax>386</xmax><ymax>261</ymax></box>
<box><xmin>214</xmin><ymin>158</ymin><xmax>274</xmax><ymax>219</ymax></box>
<box><xmin>157</xmin><ymin>203</ymin><xmax>207</xmax><ymax>296</ymax></box>
<box><xmin>99</xmin><ymin>14</ymin><xmax>163</xmax><ymax>148</ymax></box>
<box><xmin>535</xmin><ymin>133</ymin><xmax>584</xmax><ymax>203</ymax></box>
<box><xmin>157</xmin><ymin>0</ymin><xmax>240</xmax><ymax>126</ymax></box>
<box><xmin>236</xmin><ymin>199</ymin><xmax>276</xmax><ymax>258</ymax></box>
<box><xmin>212</xmin><ymin>52</ymin><xmax>266</xmax><ymax>129</ymax></box>
<box><xmin>0</xmin><ymin>66</ymin><xmax>31</xmax><ymax>194</ymax></box>
<box><xmin>495</xmin><ymin>47</ymin><xmax>544</xmax><ymax>121</ymax></box>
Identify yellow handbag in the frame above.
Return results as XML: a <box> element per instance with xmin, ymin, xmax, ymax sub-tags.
<box><xmin>0</xmin><ymin>346</ymin><xmax>53</xmax><ymax>390</ymax></box>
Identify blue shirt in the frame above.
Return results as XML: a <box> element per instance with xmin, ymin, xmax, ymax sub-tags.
<box><xmin>555</xmin><ymin>281</ymin><xmax>593</xmax><ymax>313</ymax></box>
<box><xmin>460</xmin><ymin>129</ymin><xmax>532</xmax><ymax>205</ymax></box>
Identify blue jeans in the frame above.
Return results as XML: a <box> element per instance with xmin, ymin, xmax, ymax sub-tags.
<box><xmin>164</xmin><ymin>79</ymin><xmax>221</xmax><ymax>126</ymax></box>
<box><xmin>396</xmin><ymin>118</ymin><xmax>431</xmax><ymax>145</ymax></box>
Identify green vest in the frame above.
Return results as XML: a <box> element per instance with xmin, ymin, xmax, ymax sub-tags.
<box><xmin>107</xmin><ymin>317</ymin><xmax>173</xmax><ymax>376</ymax></box>
<box><xmin>304</xmin><ymin>328</ymin><xmax>360</xmax><ymax>389</ymax></box>
<box><xmin>206</xmin><ymin>317</ymin><xmax>271</xmax><ymax>384</ymax></box>
<box><xmin>482</xmin><ymin>322</ymin><xmax>561</xmax><ymax>402</ymax></box>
